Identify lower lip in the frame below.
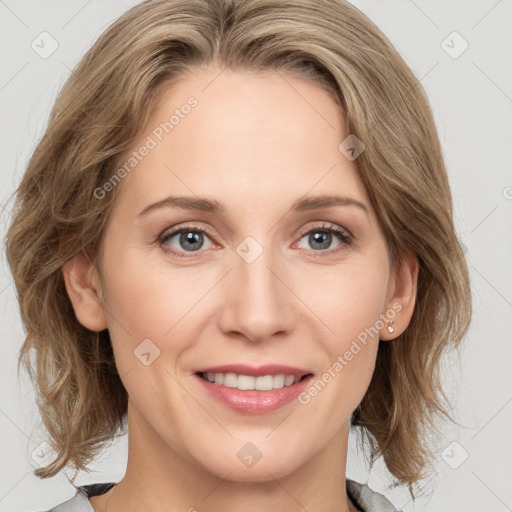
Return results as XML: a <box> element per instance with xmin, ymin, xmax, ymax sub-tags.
<box><xmin>195</xmin><ymin>373</ymin><xmax>314</xmax><ymax>414</ymax></box>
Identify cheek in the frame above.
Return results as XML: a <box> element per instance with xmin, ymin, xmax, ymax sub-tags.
<box><xmin>295</xmin><ymin>266</ymin><xmax>388</xmax><ymax>419</ymax></box>
<box><xmin>99</xmin><ymin>248</ymin><xmax>216</xmax><ymax>365</ymax></box>
<box><xmin>307</xmin><ymin>258</ymin><xmax>389</xmax><ymax>343</ymax></box>
<box><xmin>301</xmin><ymin>257</ymin><xmax>390</xmax><ymax>393</ymax></box>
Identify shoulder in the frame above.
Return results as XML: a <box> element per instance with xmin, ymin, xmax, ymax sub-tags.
<box><xmin>36</xmin><ymin>482</ymin><xmax>116</xmax><ymax>512</ymax></box>
<box><xmin>346</xmin><ymin>478</ymin><xmax>403</xmax><ymax>512</ymax></box>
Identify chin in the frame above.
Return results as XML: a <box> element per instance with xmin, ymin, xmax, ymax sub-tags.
<box><xmin>196</xmin><ymin>447</ymin><xmax>305</xmax><ymax>483</ymax></box>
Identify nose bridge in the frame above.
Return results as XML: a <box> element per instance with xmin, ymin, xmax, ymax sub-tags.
<box><xmin>220</xmin><ymin>234</ymin><xmax>294</xmax><ymax>341</ymax></box>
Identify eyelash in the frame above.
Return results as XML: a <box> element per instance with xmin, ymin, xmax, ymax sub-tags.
<box><xmin>158</xmin><ymin>223</ymin><xmax>352</xmax><ymax>259</ymax></box>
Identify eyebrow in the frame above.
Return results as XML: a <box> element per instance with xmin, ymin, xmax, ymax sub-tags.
<box><xmin>138</xmin><ymin>194</ymin><xmax>369</xmax><ymax>217</ymax></box>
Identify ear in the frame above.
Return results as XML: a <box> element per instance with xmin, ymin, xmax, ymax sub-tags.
<box><xmin>62</xmin><ymin>252</ymin><xmax>108</xmax><ymax>332</ymax></box>
<box><xmin>379</xmin><ymin>252</ymin><xmax>419</xmax><ymax>340</ymax></box>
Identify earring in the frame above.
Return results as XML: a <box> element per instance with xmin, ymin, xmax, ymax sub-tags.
<box><xmin>387</xmin><ymin>320</ymin><xmax>395</xmax><ymax>334</ymax></box>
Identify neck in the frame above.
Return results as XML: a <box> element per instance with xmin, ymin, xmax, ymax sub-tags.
<box><xmin>92</xmin><ymin>398</ymin><xmax>357</xmax><ymax>512</ymax></box>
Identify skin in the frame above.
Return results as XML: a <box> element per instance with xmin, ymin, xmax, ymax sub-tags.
<box><xmin>63</xmin><ymin>65</ymin><xmax>418</xmax><ymax>512</ymax></box>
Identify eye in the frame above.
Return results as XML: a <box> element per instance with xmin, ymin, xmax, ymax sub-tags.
<box><xmin>159</xmin><ymin>225</ymin><xmax>215</xmax><ymax>257</ymax></box>
<box><xmin>158</xmin><ymin>222</ymin><xmax>352</xmax><ymax>259</ymax></box>
<box><xmin>296</xmin><ymin>223</ymin><xmax>352</xmax><ymax>255</ymax></box>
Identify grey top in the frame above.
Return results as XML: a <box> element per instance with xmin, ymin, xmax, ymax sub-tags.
<box><xmin>39</xmin><ymin>479</ymin><xmax>402</xmax><ymax>512</ymax></box>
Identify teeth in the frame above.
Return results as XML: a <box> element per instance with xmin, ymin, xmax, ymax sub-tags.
<box><xmin>202</xmin><ymin>372</ymin><xmax>303</xmax><ymax>390</ymax></box>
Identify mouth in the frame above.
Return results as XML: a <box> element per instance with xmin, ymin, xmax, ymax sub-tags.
<box><xmin>194</xmin><ymin>370</ymin><xmax>315</xmax><ymax>414</ymax></box>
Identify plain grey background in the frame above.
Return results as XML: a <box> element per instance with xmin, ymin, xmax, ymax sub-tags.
<box><xmin>1</xmin><ymin>1</ymin><xmax>511</xmax><ymax>511</ymax></box>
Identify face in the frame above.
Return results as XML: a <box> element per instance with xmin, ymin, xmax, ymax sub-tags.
<box><xmin>68</xmin><ymin>66</ymin><xmax>412</xmax><ymax>482</ymax></box>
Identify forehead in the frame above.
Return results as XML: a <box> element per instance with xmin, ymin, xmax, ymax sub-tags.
<box><xmin>109</xmin><ymin>67</ymin><xmax>372</xmax><ymax>220</ymax></box>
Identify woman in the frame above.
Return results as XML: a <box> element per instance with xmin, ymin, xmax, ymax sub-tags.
<box><xmin>5</xmin><ymin>0</ymin><xmax>472</xmax><ymax>511</ymax></box>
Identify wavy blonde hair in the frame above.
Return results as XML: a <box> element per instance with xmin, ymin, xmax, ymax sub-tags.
<box><xmin>4</xmin><ymin>0</ymin><xmax>471</xmax><ymax>498</ymax></box>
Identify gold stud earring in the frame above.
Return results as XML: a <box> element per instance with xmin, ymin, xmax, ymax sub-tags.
<box><xmin>387</xmin><ymin>320</ymin><xmax>395</xmax><ymax>334</ymax></box>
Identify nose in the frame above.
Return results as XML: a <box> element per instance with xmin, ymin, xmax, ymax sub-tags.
<box><xmin>217</xmin><ymin>242</ymin><xmax>296</xmax><ymax>343</ymax></box>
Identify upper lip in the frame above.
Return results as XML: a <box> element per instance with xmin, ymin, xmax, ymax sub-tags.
<box><xmin>195</xmin><ymin>364</ymin><xmax>313</xmax><ymax>378</ymax></box>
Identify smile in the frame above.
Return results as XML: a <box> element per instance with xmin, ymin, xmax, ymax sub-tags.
<box><xmin>198</xmin><ymin>372</ymin><xmax>311</xmax><ymax>391</ymax></box>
